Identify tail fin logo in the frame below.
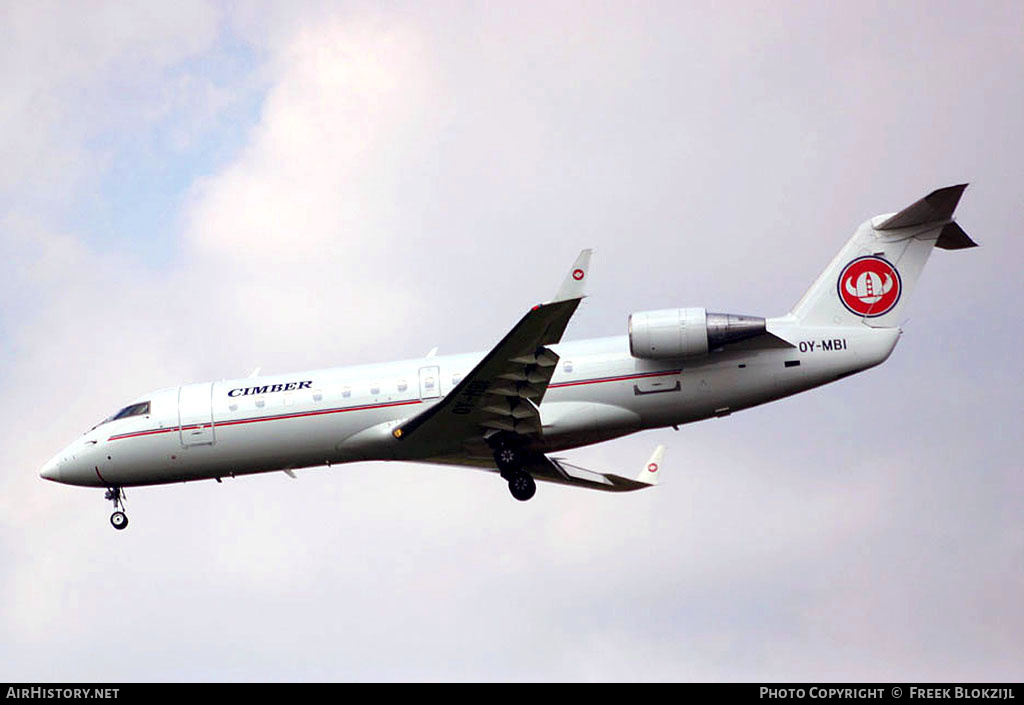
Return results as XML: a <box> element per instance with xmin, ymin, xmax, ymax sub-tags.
<box><xmin>838</xmin><ymin>256</ymin><xmax>901</xmax><ymax>317</ymax></box>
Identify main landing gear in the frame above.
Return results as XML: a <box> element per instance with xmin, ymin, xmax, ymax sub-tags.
<box><xmin>105</xmin><ymin>486</ymin><xmax>129</xmax><ymax>530</ymax></box>
<box><xmin>507</xmin><ymin>471</ymin><xmax>536</xmax><ymax>501</ymax></box>
<box><xmin>493</xmin><ymin>443</ymin><xmax>536</xmax><ymax>502</ymax></box>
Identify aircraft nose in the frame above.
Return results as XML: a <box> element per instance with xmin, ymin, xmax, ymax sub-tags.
<box><xmin>40</xmin><ymin>456</ymin><xmax>62</xmax><ymax>483</ymax></box>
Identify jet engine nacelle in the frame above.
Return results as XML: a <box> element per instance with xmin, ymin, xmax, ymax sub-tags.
<box><xmin>628</xmin><ymin>308</ymin><xmax>766</xmax><ymax>359</ymax></box>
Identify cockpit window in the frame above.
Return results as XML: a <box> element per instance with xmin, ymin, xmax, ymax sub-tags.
<box><xmin>112</xmin><ymin>401</ymin><xmax>151</xmax><ymax>420</ymax></box>
<box><xmin>95</xmin><ymin>401</ymin><xmax>151</xmax><ymax>428</ymax></box>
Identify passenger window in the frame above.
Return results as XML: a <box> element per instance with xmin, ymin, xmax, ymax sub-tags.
<box><xmin>398</xmin><ymin>380</ymin><xmax>408</xmax><ymax>392</ymax></box>
<box><xmin>313</xmin><ymin>389</ymin><xmax>323</xmax><ymax>402</ymax></box>
<box><xmin>370</xmin><ymin>383</ymin><xmax>380</xmax><ymax>395</ymax></box>
<box><xmin>342</xmin><ymin>386</ymin><xmax>352</xmax><ymax>399</ymax></box>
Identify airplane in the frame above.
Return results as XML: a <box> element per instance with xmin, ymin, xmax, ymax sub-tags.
<box><xmin>40</xmin><ymin>185</ymin><xmax>977</xmax><ymax>529</ymax></box>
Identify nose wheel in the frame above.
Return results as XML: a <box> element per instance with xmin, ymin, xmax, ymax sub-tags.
<box><xmin>104</xmin><ymin>487</ymin><xmax>129</xmax><ymax>530</ymax></box>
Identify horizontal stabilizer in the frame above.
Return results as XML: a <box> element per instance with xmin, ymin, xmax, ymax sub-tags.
<box><xmin>935</xmin><ymin>221</ymin><xmax>978</xmax><ymax>250</ymax></box>
<box><xmin>875</xmin><ymin>184</ymin><xmax>968</xmax><ymax>230</ymax></box>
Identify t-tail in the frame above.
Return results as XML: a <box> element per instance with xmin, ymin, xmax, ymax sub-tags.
<box><xmin>789</xmin><ymin>184</ymin><xmax>977</xmax><ymax>328</ymax></box>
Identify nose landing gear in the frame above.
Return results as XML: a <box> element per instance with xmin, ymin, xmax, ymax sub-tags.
<box><xmin>104</xmin><ymin>487</ymin><xmax>129</xmax><ymax>530</ymax></box>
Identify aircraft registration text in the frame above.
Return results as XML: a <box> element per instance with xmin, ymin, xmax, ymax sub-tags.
<box><xmin>798</xmin><ymin>339</ymin><xmax>848</xmax><ymax>353</ymax></box>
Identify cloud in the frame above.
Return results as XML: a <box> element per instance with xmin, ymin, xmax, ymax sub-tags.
<box><xmin>0</xmin><ymin>1</ymin><xmax>221</xmax><ymax>200</ymax></box>
<box><xmin>178</xmin><ymin>18</ymin><xmax>439</xmax><ymax>370</ymax></box>
<box><xmin>2</xmin><ymin>1</ymin><xmax>1022</xmax><ymax>682</ymax></box>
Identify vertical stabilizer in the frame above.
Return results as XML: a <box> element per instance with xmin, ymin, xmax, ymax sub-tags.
<box><xmin>790</xmin><ymin>185</ymin><xmax>976</xmax><ymax>328</ymax></box>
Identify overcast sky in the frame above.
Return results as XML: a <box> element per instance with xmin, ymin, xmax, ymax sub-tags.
<box><xmin>1</xmin><ymin>0</ymin><xmax>1021</xmax><ymax>682</ymax></box>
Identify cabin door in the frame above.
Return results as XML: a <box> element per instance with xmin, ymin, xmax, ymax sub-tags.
<box><xmin>418</xmin><ymin>366</ymin><xmax>441</xmax><ymax>400</ymax></box>
<box><xmin>178</xmin><ymin>383</ymin><xmax>216</xmax><ymax>446</ymax></box>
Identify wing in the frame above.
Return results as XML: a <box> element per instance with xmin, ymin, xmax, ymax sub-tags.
<box><xmin>527</xmin><ymin>444</ymin><xmax>665</xmax><ymax>492</ymax></box>
<box><xmin>423</xmin><ymin>444</ymin><xmax>666</xmax><ymax>492</ymax></box>
<box><xmin>393</xmin><ymin>249</ymin><xmax>593</xmax><ymax>457</ymax></box>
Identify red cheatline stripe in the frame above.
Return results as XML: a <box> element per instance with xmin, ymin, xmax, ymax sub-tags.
<box><xmin>107</xmin><ymin>399</ymin><xmax>424</xmax><ymax>442</ymax></box>
<box><xmin>107</xmin><ymin>427</ymin><xmax>173</xmax><ymax>441</ymax></box>
<box><xmin>549</xmin><ymin>368</ymin><xmax>681</xmax><ymax>389</ymax></box>
<box><xmin>107</xmin><ymin>368</ymin><xmax>682</xmax><ymax>442</ymax></box>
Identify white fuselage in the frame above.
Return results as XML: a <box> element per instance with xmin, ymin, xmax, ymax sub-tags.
<box><xmin>41</xmin><ymin>318</ymin><xmax>900</xmax><ymax>489</ymax></box>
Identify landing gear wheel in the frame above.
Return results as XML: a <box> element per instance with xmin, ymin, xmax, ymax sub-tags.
<box><xmin>104</xmin><ymin>486</ymin><xmax>128</xmax><ymax>530</ymax></box>
<box><xmin>508</xmin><ymin>472</ymin><xmax>536</xmax><ymax>502</ymax></box>
<box><xmin>494</xmin><ymin>445</ymin><xmax>524</xmax><ymax>474</ymax></box>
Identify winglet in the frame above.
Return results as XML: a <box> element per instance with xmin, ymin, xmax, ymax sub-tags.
<box><xmin>635</xmin><ymin>445</ymin><xmax>665</xmax><ymax>486</ymax></box>
<box><xmin>551</xmin><ymin>249</ymin><xmax>593</xmax><ymax>303</ymax></box>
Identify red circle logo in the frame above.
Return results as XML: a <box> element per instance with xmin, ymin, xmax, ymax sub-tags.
<box><xmin>837</xmin><ymin>256</ymin><xmax>901</xmax><ymax>317</ymax></box>
<box><xmin>572</xmin><ymin>268</ymin><xmax>585</xmax><ymax>281</ymax></box>
<box><xmin>647</xmin><ymin>463</ymin><xmax>658</xmax><ymax>473</ymax></box>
